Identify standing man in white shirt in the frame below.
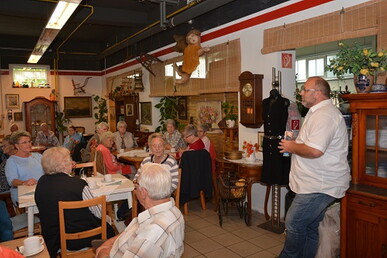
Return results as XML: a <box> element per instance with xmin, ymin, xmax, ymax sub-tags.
<box><xmin>278</xmin><ymin>77</ymin><xmax>350</xmax><ymax>258</ymax></box>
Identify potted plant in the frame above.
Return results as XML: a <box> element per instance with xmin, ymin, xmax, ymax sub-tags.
<box><xmin>93</xmin><ymin>95</ymin><xmax>108</xmax><ymax>124</ymax></box>
<box><xmin>154</xmin><ymin>96</ymin><xmax>178</xmax><ymax>133</ymax></box>
<box><xmin>55</xmin><ymin>111</ymin><xmax>71</xmax><ymax>144</ymax></box>
<box><xmin>221</xmin><ymin>102</ymin><xmax>237</xmax><ymax>128</ymax></box>
<box><xmin>325</xmin><ymin>42</ymin><xmax>387</xmax><ymax>93</ymax></box>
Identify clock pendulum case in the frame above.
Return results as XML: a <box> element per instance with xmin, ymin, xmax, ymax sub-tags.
<box><xmin>238</xmin><ymin>71</ymin><xmax>263</xmax><ymax>128</ymax></box>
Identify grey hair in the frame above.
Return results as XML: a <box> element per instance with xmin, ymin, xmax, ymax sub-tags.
<box><xmin>184</xmin><ymin>124</ymin><xmax>198</xmax><ymax>137</ymax></box>
<box><xmin>40</xmin><ymin>123</ymin><xmax>48</xmax><ymax>128</ymax></box>
<box><xmin>116</xmin><ymin>121</ymin><xmax>127</xmax><ymax>129</ymax></box>
<box><xmin>165</xmin><ymin>119</ymin><xmax>176</xmax><ymax>128</ymax></box>
<box><xmin>199</xmin><ymin>124</ymin><xmax>209</xmax><ymax>132</ymax></box>
<box><xmin>100</xmin><ymin>131</ymin><xmax>115</xmax><ymax>144</ymax></box>
<box><xmin>147</xmin><ymin>133</ymin><xmax>166</xmax><ymax>147</ymax></box>
<box><xmin>10</xmin><ymin>131</ymin><xmax>31</xmax><ymax>145</ymax></box>
<box><xmin>96</xmin><ymin>122</ymin><xmax>109</xmax><ymax>131</ymax></box>
<box><xmin>138</xmin><ymin>163</ymin><xmax>172</xmax><ymax>199</ymax></box>
<box><xmin>41</xmin><ymin>147</ymin><xmax>72</xmax><ymax>175</ymax></box>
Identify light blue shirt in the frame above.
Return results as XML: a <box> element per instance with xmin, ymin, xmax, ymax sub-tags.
<box><xmin>5</xmin><ymin>153</ymin><xmax>44</xmax><ymax>204</ymax></box>
<box><xmin>63</xmin><ymin>132</ymin><xmax>82</xmax><ymax>151</ymax></box>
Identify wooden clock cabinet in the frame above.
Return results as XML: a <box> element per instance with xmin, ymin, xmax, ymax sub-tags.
<box><xmin>341</xmin><ymin>93</ymin><xmax>387</xmax><ymax>258</ymax></box>
<box><xmin>24</xmin><ymin>96</ymin><xmax>57</xmax><ymax>142</ymax></box>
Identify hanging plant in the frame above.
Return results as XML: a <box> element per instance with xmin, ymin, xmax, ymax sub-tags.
<box><xmin>154</xmin><ymin>96</ymin><xmax>178</xmax><ymax>133</ymax></box>
<box><xmin>93</xmin><ymin>95</ymin><xmax>108</xmax><ymax>124</ymax></box>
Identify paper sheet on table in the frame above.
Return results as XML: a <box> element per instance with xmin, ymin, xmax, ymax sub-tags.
<box><xmin>87</xmin><ymin>177</ymin><xmax>123</xmax><ymax>197</ymax></box>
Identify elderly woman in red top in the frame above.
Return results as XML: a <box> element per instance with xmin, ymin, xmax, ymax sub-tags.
<box><xmin>181</xmin><ymin>124</ymin><xmax>204</xmax><ymax>152</ymax></box>
<box><xmin>96</xmin><ymin>132</ymin><xmax>131</xmax><ymax>177</ymax></box>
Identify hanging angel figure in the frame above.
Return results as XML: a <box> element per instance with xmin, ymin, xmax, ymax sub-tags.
<box><xmin>173</xmin><ymin>29</ymin><xmax>210</xmax><ymax>85</ymax></box>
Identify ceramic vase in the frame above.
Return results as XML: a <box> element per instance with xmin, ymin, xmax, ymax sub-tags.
<box><xmin>354</xmin><ymin>74</ymin><xmax>373</xmax><ymax>93</ymax></box>
<box><xmin>226</xmin><ymin>119</ymin><xmax>235</xmax><ymax>128</ymax></box>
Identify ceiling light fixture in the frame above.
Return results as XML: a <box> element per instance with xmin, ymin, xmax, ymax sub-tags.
<box><xmin>28</xmin><ymin>0</ymin><xmax>81</xmax><ymax>63</ymax></box>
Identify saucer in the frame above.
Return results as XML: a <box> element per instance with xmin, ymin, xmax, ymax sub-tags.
<box><xmin>19</xmin><ymin>245</ymin><xmax>44</xmax><ymax>256</ymax></box>
<box><xmin>102</xmin><ymin>179</ymin><xmax>115</xmax><ymax>183</ymax></box>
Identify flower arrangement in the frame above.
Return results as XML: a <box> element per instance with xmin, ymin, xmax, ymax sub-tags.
<box><xmin>325</xmin><ymin>42</ymin><xmax>387</xmax><ymax>79</ymax></box>
<box><xmin>242</xmin><ymin>141</ymin><xmax>259</xmax><ymax>158</ymax></box>
<box><xmin>198</xmin><ymin>106</ymin><xmax>219</xmax><ymax>126</ymax></box>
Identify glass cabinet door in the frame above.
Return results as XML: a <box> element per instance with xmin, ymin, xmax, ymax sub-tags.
<box><xmin>30</xmin><ymin>103</ymin><xmax>53</xmax><ymax>141</ymax></box>
<box><xmin>365</xmin><ymin>114</ymin><xmax>387</xmax><ymax>179</ymax></box>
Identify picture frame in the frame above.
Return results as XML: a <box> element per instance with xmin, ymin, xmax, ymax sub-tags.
<box><xmin>14</xmin><ymin>112</ymin><xmax>23</xmax><ymax>121</ymax></box>
<box><xmin>126</xmin><ymin>104</ymin><xmax>134</xmax><ymax>116</ymax></box>
<box><xmin>177</xmin><ymin>97</ymin><xmax>188</xmax><ymax>120</ymax></box>
<box><xmin>5</xmin><ymin>94</ymin><xmax>20</xmax><ymax>109</ymax></box>
<box><xmin>140</xmin><ymin>102</ymin><xmax>152</xmax><ymax>125</ymax></box>
<box><xmin>64</xmin><ymin>96</ymin><xmax>92</xmax><ymax>118</ymax></box>
<box><xmin>258</xmin><ymin>132</ymin><xmax>264</xmax><ymax>152</ymax></box>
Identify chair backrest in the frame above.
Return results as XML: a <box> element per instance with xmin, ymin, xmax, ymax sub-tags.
<box><xmin>58</xmin><ymin>196</ymin><xmax>107</xmax><ymax>257</ymax></box>
<box><xmin>179</xmin><ymin>149</ymin><xmax>213</xmax><ymax>205</ymax></box>
<box><xmin>74</xmin><ymin>161</ymin><xmax>97</xmax><ymax>177</ymax></box>
<box><xmin>95</xmin><ymin>150</ymin><xmax>106</xmax><ymax>175</ymax></box>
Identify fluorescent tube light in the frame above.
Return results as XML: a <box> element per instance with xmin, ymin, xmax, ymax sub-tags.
<box><xmin>46</xmin><ymin>0</ymin><xmax>81</xmax><ymax>29</ymax></box>
<box><xmin>27</xmin><ymin>0</ymin><xmax>81</xmax><ymax>63</ymax></box>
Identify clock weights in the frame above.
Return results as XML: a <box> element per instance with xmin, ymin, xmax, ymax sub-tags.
<box><xmin>239</xmin><ymin>71</ymin><xmax>263</xmax><ymax>128</ymax></box>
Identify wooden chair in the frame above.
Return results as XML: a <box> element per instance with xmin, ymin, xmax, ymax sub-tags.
<box><xmin>95</xmin><ymin>150</ymin><xmax>106</xmax><ymax>175</ymax></box>
<box><xmin>58</xmin><ymin>196</ymin><xmax>107</xmax><ymax>257</ymax></box>
<box><xmin>131</xmin><ymin>169</ymin><xmax>182</xmax><ymax>218</ymax></box>
<box><xmin>74</xmin><ymin>160</ymin><xmax>97</xmax><ymax>177</ymax></box>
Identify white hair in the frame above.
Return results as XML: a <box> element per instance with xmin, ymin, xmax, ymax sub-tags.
<box><xmin>138</xmin><ymin>163</ymin><xmax>172</xmax><ymax>199</ymax></box>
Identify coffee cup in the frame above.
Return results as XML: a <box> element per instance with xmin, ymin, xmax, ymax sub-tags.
<box><xmin>104</xmin><ymin>174</ymin><xmax>112</xmax><ymax>182</ymax></box>
<box><xmin>170</xmin><ymin>147</ymin><xmax>176</xmax><ymax>153</ymax></box>
<box><xmin>23</xmin><ymin>236</ymin><xmax>43</xmax><ymax>255</ymax></box>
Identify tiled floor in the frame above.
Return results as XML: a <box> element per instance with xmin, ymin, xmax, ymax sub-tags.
<box><xmin>181</xmin><ymin>201</ymin><xmax>285</xmax><ymax>258</ymax></box>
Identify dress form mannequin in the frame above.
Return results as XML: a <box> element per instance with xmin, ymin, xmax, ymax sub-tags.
<box><xmin>261</xmin><ymin>89</ymin><xmax>290</xmax><ymax>185</ymax></box>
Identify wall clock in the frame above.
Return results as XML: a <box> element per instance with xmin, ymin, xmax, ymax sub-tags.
<box><xmin>239</xmin><ymin>71</ymin><xmax>263</xmax><ymax>128</ymax></box>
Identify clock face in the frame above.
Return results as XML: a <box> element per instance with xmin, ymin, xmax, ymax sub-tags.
<box><xmin>242</xmin><ymin>83</ymin><xmax>253</xmax><ymax>97</ymax></box>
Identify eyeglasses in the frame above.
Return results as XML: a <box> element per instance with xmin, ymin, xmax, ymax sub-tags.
<box><xmin>300</xmin><ymin>87</ymin><xmax>321</xmax><ymax>93</ymax></box>
<box><xmin>184</xmin><ymin>134</ymin><xmax>192</xmax><ymax>139</ymax></box>
<box><xmin>18</xmin><ymin>140</ymin><xmax>32</xmax><ymax>145</ymax></box>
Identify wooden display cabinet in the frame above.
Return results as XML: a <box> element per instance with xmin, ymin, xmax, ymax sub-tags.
<box><xmin>341</xmin><ymin>93</ymin><xmax>387</xmax><ymax>258</ymax></box>
<box><xmin>24</xmin><ymin>97</ymin><xmax>57</xmax><ymax>142</ymax></box>
<box><xmin>112</xmin><ymin>96</ymin><xmax>139</xmax><ymax>133</ymax></box>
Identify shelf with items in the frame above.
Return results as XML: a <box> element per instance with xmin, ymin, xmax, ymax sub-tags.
<box><xmin>11</xmin><ymin>64</ymin><xmax>50</xmax><ymax>88</ymax></box>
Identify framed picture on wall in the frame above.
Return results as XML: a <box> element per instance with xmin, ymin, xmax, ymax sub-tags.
<box><xmin>258</xmin><ymin>132</ymin><xmax>264</xmax><ymax>152</ymax></box>
<box><xmin>5</xmin><ymin>94</ymin><xmax>20</xmax><ymax>109</ymax></box>
<box><xmin>14</xmin><ymin>112</ymin><xmax>23</xmax><ymax>121</ymax></box>
<box><xmin>140</xmin><ymin>102</ymin><xmax>152</xmax><ymax>125</ymax></box>
<box><xmin>177</xmin><ymin>97</ymin><xmax>188</xmax><ymax>120</ymax></box>
<box><xmin>64</xmin><ymin>96</ymin><xmax>92</xmax><ymax>118</ymax></box>
<box><xmin>126</xmin><ymin>104</ymin><xmax>134</xmax><ymax>116</ymax></box>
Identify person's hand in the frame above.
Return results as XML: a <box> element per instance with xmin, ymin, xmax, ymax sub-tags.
<box><xmin>278</xmin><ymin>139</ymin><xmax>293</xmax><ymax>153</ymax></box>
<box><xmin>23</xmin><ymin>179</ymin><xmax>37</xmax><ymax>186</ymax></box>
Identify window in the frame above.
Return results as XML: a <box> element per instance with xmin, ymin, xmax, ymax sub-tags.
<box><xmin>10</xmin><ymin>64</ymin><xmax>50</xmax><ymax>88</ymax></box>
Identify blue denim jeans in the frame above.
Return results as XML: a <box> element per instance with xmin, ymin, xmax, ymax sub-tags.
<box><xmin>280</xmin><ymin>193</ymin><xmax>336</xmax><ymax>258</ymax></box>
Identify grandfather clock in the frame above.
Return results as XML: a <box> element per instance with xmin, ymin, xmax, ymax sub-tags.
<box><xmin>239</xmin><ymin>71</ymin><xmax>263</xmax><ymax>128</ymax></box>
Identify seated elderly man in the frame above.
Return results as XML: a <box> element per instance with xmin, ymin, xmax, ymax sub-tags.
<box><xmin>96</xmin><ymin>163</ymin><xmax>185</xmax><ymax>258</ymax></box>
<box><xmin>35</xmin><ymin>123</ymin><xmax>59</xmax><ymax>148</ymax></box>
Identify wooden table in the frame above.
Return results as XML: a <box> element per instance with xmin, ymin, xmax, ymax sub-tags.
<box><xmin>216</xmin><ymin>157</ymin><xmax>263</xmax><ymax>226</ymax></box>
<box><xmin>0</xmin><ymin>235</ymin><xmax>49</xmax><ymax>257</ymax></box>
<box><xmin>18</xmin><ymin>174</ymin><xmax>134</xmax><ymax>236</ymax></box>
<box><xmin>116</xmin><ymin>148</ymin><xmax>150</xmax><ymax>169</ymax></box>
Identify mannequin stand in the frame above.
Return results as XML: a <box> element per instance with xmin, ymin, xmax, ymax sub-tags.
<box><xmin>258</xmin><ymin>184</ymin><xmax>285</xmax><ymax>234</ymax></box>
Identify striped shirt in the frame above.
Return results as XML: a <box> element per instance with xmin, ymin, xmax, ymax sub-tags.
<box><xmin>135</xmin><ymin>155</ymin><xmax>179</xmax><ymax>192</ymax></box>
<box><xmin>109</xmin><ymin>198</ymin><xmax>184</xmax><ymax>258</ymax></box>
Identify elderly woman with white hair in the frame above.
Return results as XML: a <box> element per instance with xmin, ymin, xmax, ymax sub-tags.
<box><xmin>163</xmin><ymin>119</ymin><xmax>186</xmax><ymax>151</ymax></box>
<box><xmin>134</xmin><ymin>133</ymin><xmax>179</xmax><ymax>191</ymax></box>
<box><xmin>35</xmin><ymin>147</ymin><xmax>115</xmax><ymax>257</ymax></box>
<box><xmin>96</xmin><ymin>131</ymin><xmax>131</xmax><ymax>176</ymax></box>
<box><xmin>113</xmin><ymin>121</ymin><xmax>137</xmax><ymax>151</ymax></box>
<box><xmin>82</xmin><ymin>122</ymin><xmax>109</xmax><ymax>162</ymax></box>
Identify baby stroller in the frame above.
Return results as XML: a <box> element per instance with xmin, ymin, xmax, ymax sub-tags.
<box><xmin>217</xmin><ymin>171</ymin><xmax>248</xmax><ymax>226</ymax></box>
